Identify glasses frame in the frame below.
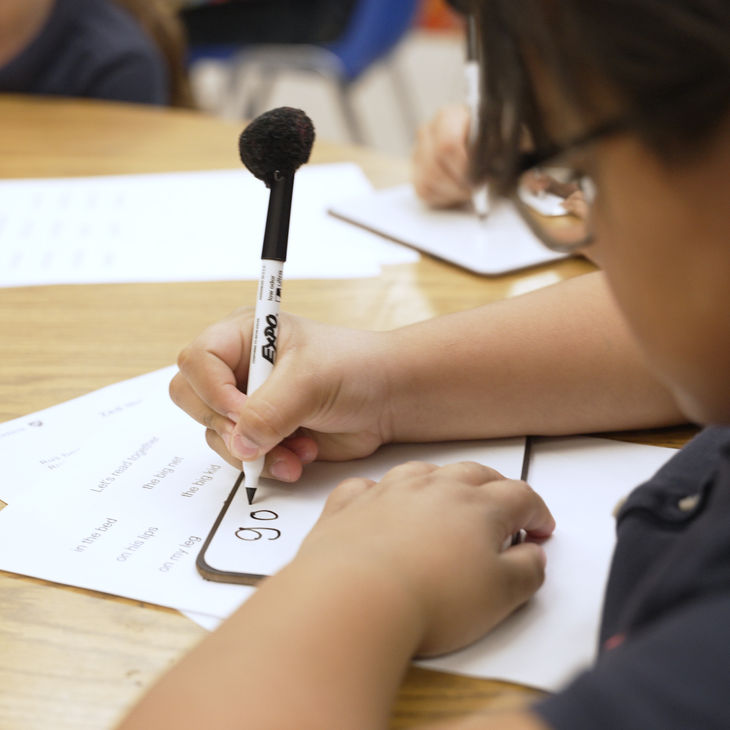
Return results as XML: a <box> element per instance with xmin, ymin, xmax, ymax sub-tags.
<box><xmin>505</xmin><ymin>118</ymin><xmax>629</xmax><ymax>253</ymax></box>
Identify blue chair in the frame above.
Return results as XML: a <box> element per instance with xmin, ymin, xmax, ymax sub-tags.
<box><xmin>189</xmin><ymin>0</ymin><xmax>421</xmax><ymax>144</ymax></box>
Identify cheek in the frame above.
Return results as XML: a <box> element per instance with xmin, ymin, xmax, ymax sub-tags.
<box><xmin>591</xmin><ymin>168</ymin><xmax>682</xmax><ymax>348</ymax></box>
<box><xmin>590</xmin><ymin>148</ymin><xmax>730</xmax><ymax>422</ymax></box>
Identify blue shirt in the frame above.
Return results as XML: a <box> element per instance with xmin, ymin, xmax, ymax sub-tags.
<box><xmin>536</xmin><ymin>426</ymin><xmax>730</xmax><ymax>729</ymax></box>
<box><xmin>0</xmin><ymin>0</ymin><xmax>168</xmax><ymax>104</ymax></box>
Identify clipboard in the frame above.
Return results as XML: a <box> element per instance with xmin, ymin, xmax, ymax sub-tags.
<box><xmin>329</xmin><ymin>184</ymin><xmax>568</xmax><ymax>276</ymax></box>
<box><xmin>196</xmin><ymin>439</ymin><xmax>529</xmax><ymax>586</ymax></box>
<box><xmin>197</xmin><ymin>472</ymin><xmax>264</xmax><ymax>585</ymax></box>
<box><xmin>196</xmin><ymin>466</ymin><xmax>336</xmax><ymax>586</ymax></box>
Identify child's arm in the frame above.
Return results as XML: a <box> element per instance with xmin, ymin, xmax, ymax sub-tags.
<box><xmin>383</xmin><ymin>269</ymin><xmax>682</xmax><ymax>442</ymax></box>
<box><xmin>171</xmin><ymin>270</ymin><xmax>683</xmax><ymax>482</ymax></box>
<box><xmin>116</xmin><ymin>462</ymin><xmax>555</xmax><ymax>730</ymax></box>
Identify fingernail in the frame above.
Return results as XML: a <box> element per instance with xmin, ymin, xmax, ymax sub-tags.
<box><xmin>270</xmin><ymin>458</ymin><xmax>293</xmax><ymax>482</ymax></box>
<box><xmin>231</xmin><ymin>432</ymin><xmax>259</xmax><ymax>460</ymax></box>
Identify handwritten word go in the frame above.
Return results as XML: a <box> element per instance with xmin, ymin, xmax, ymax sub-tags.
<box><xmin>235</xmin><ymin>509</ymin><xmax>281</xmax><ymax>541</ymax></box>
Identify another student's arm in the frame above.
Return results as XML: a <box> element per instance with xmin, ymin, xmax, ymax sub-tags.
<box><xmin>171</xmin><ymin>270</ymin><xmax>683</xmax><ymax>480</ymax></box>
<box><xmin>117</xmin><ymin>461</ymin><xmax>555</xmax><ymax>730</ymax></box>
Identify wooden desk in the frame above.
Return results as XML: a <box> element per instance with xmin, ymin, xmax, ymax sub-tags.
<box><xmin>0</xmin><ymin>95</ymin><xmax>691</xmax><ymax>729</ymax></box>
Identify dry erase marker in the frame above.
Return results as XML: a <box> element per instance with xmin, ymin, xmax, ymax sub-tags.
<box><xmin>464</xmin><ymin>14</ymin><xmax>490</xmax><ymax>219</ymax></box>
<box><xmin>512</xmin><ymin>435</ymin><xmax>533</xmax><ymax>546</ymax></box>
<box><xmin>237</xmin><ymin>108</ymin><xmax>315</xmax><ymax>504</ymax></box>
<box><xmin>501</xmin><ymin>436</ymin><xmax>532</xmax><ymax>551</ymax></box>
<box><xmin>244</xmin><ymin>258</ymin><xmax>284</xmax><ymax>504</ymax></box>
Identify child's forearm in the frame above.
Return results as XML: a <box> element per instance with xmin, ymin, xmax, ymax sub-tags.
<box><xmin>116</xmin><ymin>558</ymin><xmax>422</xmax><ymax>730</ymax></box>
<box><xmin>117</xmin><ymin>555</ymin><xmax>551</xmax><ymax>730</ymax></box>
<box><xmin>383</xmin><ymin>270</ymin><xmax>683</xmax><ymax>443</ymax></box>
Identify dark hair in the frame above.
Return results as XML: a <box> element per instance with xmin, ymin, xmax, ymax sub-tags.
<box><xmin>471</xmin><ymin>0</ymin><xmax>730</xmax><ymax>188</ymax></box>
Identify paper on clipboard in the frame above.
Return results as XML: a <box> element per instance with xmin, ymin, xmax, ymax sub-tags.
<box><xmin>329</xmin><ymin>184</ymin><xmax>568</xmax><ymax>275</ymax></box>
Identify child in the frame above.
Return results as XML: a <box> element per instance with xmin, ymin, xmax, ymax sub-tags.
<box><xmin>120</xmin><ymin>1</ymin><xmax>730</xmax><ymax>727</ymax></box>
<box><xmin>0</xmin><ymin>0</ymin><xmax>191</xmax><ymax>106</ymax></box>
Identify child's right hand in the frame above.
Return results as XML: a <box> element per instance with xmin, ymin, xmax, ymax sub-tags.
<box><xmin>411</xmin><ymin>104</ymin><xmax>474</xmax><ymax>208</ymax></box>
<box><xmin>296</xmin><ymin>459</ymin><xmax>556</xmax><ymax>657</ymax></box>
<box><xmin>169</xmin><ymin>309</ymin><xmax>396</xmax><ymax>482</ymax></box>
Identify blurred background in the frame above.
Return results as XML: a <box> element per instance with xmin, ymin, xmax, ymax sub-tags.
<box><xmin>185</xmin><ymin>0</ymin><xmax>466</xmax><ymax>157</ymax></box>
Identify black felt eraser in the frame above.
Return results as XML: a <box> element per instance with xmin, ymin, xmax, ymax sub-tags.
<box><xmin>238</xmin><ymin>107</ymin><xmax>315</xmax><ymax>186</ymax></box>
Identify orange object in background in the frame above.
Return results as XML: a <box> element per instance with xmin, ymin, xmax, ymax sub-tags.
<box><xmin>416</xmin><ymin>0</ymin><xmax>464</xmax><ymax>30</ymax></box>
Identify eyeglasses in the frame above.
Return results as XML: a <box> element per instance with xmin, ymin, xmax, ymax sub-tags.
<box><xmin>502</xmin><ymin>118</ymin><xmax>627</xmax><ymax>254</ymax></box>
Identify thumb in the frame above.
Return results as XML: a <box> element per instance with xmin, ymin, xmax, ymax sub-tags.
<box><xmin>229</xmin><ymin>361</ymin><xmax>323</xmax><ymax>461</ymax></box>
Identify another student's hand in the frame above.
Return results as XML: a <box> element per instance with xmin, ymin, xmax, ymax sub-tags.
<box><xmin>170</xmin><ymin>310</ymin><xmax>393</xmax><ymax>481</ymax></box>
<box><xmin>297</xmin><ymin>460</ymin><xmax>556</xmax><ymax>657</ymax></box>
<box><xmin>562</xmin><ymin>190</ymin><xmax>589</xmax><ymax>220</ymax></box>
<box><xmin>412</xmin><ymin>104</ymin><xmax>474</xmax><ymax>208</ymax></box>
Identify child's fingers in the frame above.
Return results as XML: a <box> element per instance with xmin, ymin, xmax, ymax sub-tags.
<box><xmin>170</xmin><ymin>372</ymin><xmax>237</xmax><ymax>438</ymax></box>
<box><xmin>495</xmin><ymin>542</ymin><xmax>548</xmax><ymax>611</ymax></box>
<box><xmin>431</xmin><ymin>460</ymin><xmax>506</xmax><ymax>486</ymax></box>
<box><xmin>562</xmin><ymin>191</ymin><xmax>589</xmax><ymax>220</ymax></box>
<box><xmin>204</xmin><ymin>428</ymin><xmax>242</xmax><ymax>470</ymax></box>
<box><xmin>379</xmin><ymin>460</ymin><xmax>440</xmax><ymax>483</ymax></box>
<box><xmin>280</xmin><ymin>433</ymin><xmax>318</xmax><ymax>465</ymax></box>
<box><xmin>323</xmin><ymin>476</ymin><xmax>377</xmax><ymax>514</ymax></box>
<box><xmin>204</xmin><ymin>428</ymin><xmax>308</xmax><ymax>483</ymax></box>
<box><xmin>481</xmin><ymin>479</ymin><xmax>556</xmax><ymax>546</ymax></box>
<box><xmin>175</xmin><ymin>321</ymin><xmax>250</xmax><ymax>420</ymax></box>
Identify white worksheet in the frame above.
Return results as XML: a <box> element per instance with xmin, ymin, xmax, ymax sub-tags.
<box><xmin>0</xmin><ymin>368</ymin><xmax>675</xmax><ymax>691</ymax></box>
<box><xmin>0</xmin><ymin>164</ymin><xmax>417</xmax><ymax>287</ymax></box>
<box><xmin>330</xmin><ymin>183</ymin><xmax>568</xmax><ymax>275</ymax></box>
<box><xmin>0</xmin><ymin>368</ymin><xmax>253</xmax><ymax>617</ymax></box>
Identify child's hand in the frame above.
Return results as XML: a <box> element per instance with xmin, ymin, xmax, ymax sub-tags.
<box><xmin>412</xmin><ymin>104</ymin><xmax>474</xmax><ymax>208</ymax></box>
<box><xmin>562</xmin><ymin>190</ymin><xmax>589</xmax><ymax>220</ymax></box>
<box><xmin>170</xmin><ymin>310</ymin><xmax>394</xmax><ymax>482</ymax></box>
<box><xmin>297</xmin><ymin>460</ymin><xmax>556</xmax><ymax>657</ymax></box>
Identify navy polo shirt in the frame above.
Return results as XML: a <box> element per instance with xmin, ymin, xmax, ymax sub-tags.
<box><xmin>535</xmin><ymin>426</ymin><xmax>730</xmax><ymax>729</ymax></box>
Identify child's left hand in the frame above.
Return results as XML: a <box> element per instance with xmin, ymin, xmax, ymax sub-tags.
<box><xmin>296</xmin><ymin>460</ymin><xmax>556</xmax><ymax>657</ymax></box>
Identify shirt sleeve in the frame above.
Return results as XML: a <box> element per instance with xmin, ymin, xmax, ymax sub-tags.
<box><xmin>533</xmin><ymin>592</ymin><xmax>730</xmax><ymax>730</ymax></box>
<box><xmin>87</xmin><ymin>52</ymin><xmax>169</xmax><ymax>105</ymax></box>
